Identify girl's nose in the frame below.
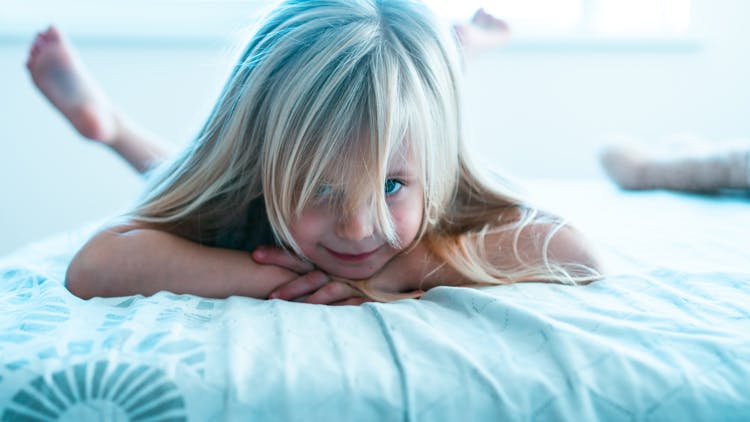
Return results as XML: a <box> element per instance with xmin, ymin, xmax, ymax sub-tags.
<box><xmin>335</xmin><ymin>207</ymin><xmax>375</xmax><ymax>241</ymax></box>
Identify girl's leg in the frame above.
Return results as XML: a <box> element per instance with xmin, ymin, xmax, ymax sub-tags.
<box><xmin>600</xmin><ymin>139</ymin><xmax>750</xmax><ymax>191</ymax></box>
<box><xmin>26</xmin><ymin>26</ymin><xmax>171</xmax><ymax>174</ymax></box>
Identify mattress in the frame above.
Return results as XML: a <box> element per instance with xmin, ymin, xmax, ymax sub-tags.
<box><xmin>1</xmin><ymin>180</ymin><xmax>748</xmax><ymax>420</ymax></box>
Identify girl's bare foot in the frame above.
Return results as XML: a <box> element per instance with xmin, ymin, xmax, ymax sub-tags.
<box><xmin>454</xmin><ymin>9</ymin><xmax>511</xmax><ymax>57</ymax></box>
<box><xmin>26</xmin><ymin>26</ymin><xmax>118</xmax><ymax>143</ymax></box>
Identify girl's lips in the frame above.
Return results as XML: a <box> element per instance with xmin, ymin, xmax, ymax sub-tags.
<box><xmin>324</xmin><ymin>246</ymin><xmax>380</xmax><ymax>262</ymax></box>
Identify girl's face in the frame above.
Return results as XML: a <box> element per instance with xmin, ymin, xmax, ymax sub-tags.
<box><xmin>288</xmin><ymin>148</ymin><xmax>424</xmax><ymax>280</ymax></box>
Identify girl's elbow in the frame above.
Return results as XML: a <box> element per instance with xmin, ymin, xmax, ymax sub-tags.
<box><xmin>66</xmin><ymin>223</ymin><xmax>138</xmax><ymax>299</ymax></box>
<box><xmin>65</xmin><ymin>251</ymin><xmax>98</xmax><ymax>299</ymax></box>
<box><xmin>573</xmin><ymin>249</ymin><xmax>606</xmax><ymax>283</ymax></box>
<box><xmin>65</xmin><ymin>232</ymin><xmax>120</xmax><ymax>299</ymax></box>
<box><xmin>541</xmin><ymin>223</ymin><xmax>605</xmax><ymax>282</ymax></box>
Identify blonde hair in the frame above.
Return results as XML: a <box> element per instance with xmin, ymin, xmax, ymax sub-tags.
<box><xmin>131</xmin><ymin>0</ymin><xmax>600</xmax><ymax>297</ymax></box>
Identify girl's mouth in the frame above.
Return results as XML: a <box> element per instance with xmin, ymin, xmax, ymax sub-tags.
<box><xmin>324</xmin><ymin>246</ymin><xmax>380</xmax><ymax>262</ymax></box>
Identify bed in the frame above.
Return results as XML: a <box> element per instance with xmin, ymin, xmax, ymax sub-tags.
<box><xmin>1</xmin><ymin>179</ymin><xmax>749</xmax><ymax>420</ymax></box>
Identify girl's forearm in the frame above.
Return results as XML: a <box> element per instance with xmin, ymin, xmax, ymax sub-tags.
<box><xmin>372</xmin><ymin>240</ymin><xmax>469</xmax><ymax>293</ymax></box>
<box><xmin>66</xmin><ymin>225</ymin><xmax>294</xmax><ymax>299</ymax></box>
<box><xmin>416</xmin><ymin>223</ymin><xmax>603</xmax><ymax>288</ymax></box>
<box><xmin>377</xmin><ymin>222</ymin><xmax>603</xmax><ymax>294</ymax></box>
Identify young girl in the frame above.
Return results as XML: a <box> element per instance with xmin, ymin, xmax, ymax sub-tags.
<box><xmin>27</xmin><ymin>0</ymin><xmax>601</xmax><ymax>305</ymax></box>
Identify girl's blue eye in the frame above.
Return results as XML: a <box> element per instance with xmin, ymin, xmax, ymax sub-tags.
<box><xmin>316</xmin><ymin>184</ymin><xmax>333</xmax><ymax>197</ymax></box>
<box><xmin>384</xmin><ymin>179</ymin><xmax>403</xmax><ymax>196</ymax></box>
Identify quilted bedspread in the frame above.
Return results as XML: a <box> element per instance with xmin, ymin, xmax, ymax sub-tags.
<box><xmin>1</xmin><ymin>180</ymin><xmax>749</xmax><ymax>421</ymax></box>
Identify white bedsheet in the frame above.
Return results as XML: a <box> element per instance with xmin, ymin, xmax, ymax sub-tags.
<box><xmin>1</xmin><ymin>180</ymin><xmax>748</xmax><ymax>420</ymax></box>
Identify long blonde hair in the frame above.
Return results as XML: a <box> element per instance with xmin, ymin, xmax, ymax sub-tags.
<box><xmin>131</xmin><ymin>0</ymin><xmax>600</xmax><ymax>294</ymax></box>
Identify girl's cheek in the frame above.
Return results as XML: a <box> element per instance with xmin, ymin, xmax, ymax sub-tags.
<box><xmin>289</xmin><ymin>210</ymin><xmax>325</xmax><ymax>243</ymax></box>
<box><xmin>392</xmin><ymin>204</ymin><xmax>423</xmax><ymax>246</ymax></box>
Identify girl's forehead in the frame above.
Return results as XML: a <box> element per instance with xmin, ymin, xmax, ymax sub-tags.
<box><xmin>386</xmin><ymin>144</ymin><xmax>417</xmax><ymax>175</ymax></box>
<box><xmin>336</xmin><ymin>134</ymin><xmax>415</xmax><ymax>168</ymax></box>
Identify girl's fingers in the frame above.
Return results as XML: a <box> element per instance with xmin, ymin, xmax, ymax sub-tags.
<box><xmin>304</xmin><ymin>281</ymin><xmax>363</xmax><ymax>305</ymax></box>
<box><xmin>331</xmin><ymin>297</ymin><xmax>371</xmax><ymax>306</ymax></box>
<box><xmin>268</xmin><ymin>271</ymin><xmax>329</xmax><ymax>301</ymax></box>
<box><xmin>252</xmin><ymin>246</ymin><xmax>314</xmax><ymax>274</ymax></box>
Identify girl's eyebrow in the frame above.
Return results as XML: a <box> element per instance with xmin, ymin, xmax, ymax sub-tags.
<box><xmin>386</xmin><ymin>165</ymin><xmax>411</xmax><ymax>177</ymax></box>
<box><xmin>386</xmin><ymin>149</ymin><xmax>414</xmax><ymax>176</ymax></box>
<box><xmin>387</xmin><ymin>166</ymin><xmax>406</xmax><ymax>174</ymax></box>
<box><xmin>387</xmin><ymin>156</ymin><xmax>408</xmax><ymax>171</ymax></box>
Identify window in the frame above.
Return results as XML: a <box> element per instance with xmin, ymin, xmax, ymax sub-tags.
<box><xmin>0</xmin><ymin>0</ymin><xmax>271</xmax><ymax>40</ymax></box>
<box><xmin>426</xmin><ymin>0</ymin><xmax>692</xmax><ymax>38</ymax></box>
<box><xmin>1</xmin><ymin>0</ymin><xmax>691</xmax><ymax>42</ymax></box>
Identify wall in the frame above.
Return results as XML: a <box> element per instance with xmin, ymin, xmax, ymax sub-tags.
<box><xmin>0</xmin><ymin>43</ymin><xmax>232</xmax><ymax>255</ymax></box>
<box><xmin>462</xmin><ymin>0</ymin><xmax>750</xmax><ymax>178</ymax></box>
<box><xmin>1</xmin><ymin>0</ymin><xmax>749</xmax><ymax>255</ymax></box>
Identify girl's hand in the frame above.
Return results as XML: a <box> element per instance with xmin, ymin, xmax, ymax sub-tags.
<box><xmin>254</xmin><ymin>244</ymin><xmax>429</xmax><ymax>304</ymax></box>
<box><xmin>252</xmin><ymin>246</ymin><xmax>372</xmax><ymax>305</ymax></box>
<box><xmin>277</xmin><ymin>277</ymin><xmax>372</xmax><ymax>306</ymax></box>
<box><xmin>251</xmin><ymin>245</ymin><xmax>315</xmax><ymax>274</ymax></box>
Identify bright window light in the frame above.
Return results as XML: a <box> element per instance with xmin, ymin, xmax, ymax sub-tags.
<box><xmin>1</xmin><ymin>0</ymin><xmax>691</xmax><ymax>40</ymax></box>
<box><xmin>487</xmin><ymin>0</ymin><xmax>582</xmax><ymax>33</ymax></box>
<box><xmin>591</xmin><ymin>0</ymin><xmax>692</xmax><ymax>35</ymax></box>
<box><xmin>0</xmin><ymin>0</ymin><xmax>270</xmax><ymax>39</ymax></box>
<box><xmin>425</xmin><ymin>0</ymin><xmax>692</xmax><ymax>37</ymax></box>
<box><xmin>404</xmin><ymin>0</ymin><xmax>582</xmax><ymax>35</ymax></box>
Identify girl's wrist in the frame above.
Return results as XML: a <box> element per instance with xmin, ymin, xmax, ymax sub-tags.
<box><xmin>410</xmin><ymin>240</ymin><xmax>469</xmax><ymax>291</ymax></box>
<box><xmin>376</xmin><ymin>240</ymin><xmax>450</xmax><ymax>292</ymax></box>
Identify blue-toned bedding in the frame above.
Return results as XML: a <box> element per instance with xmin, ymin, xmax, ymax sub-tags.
<box><xmin>1</xmin><ymin>180</ymin><xmax>749</xmax><ymax>420</ymax></box>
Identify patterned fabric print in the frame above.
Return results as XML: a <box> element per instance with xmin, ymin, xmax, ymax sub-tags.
<box><xmin>96</xmin><ymin>295</ymin><xmax>215</xmax><ymax>378</ymax></box>
<box><xmin>2</xmin><ymin>360</ymin><xmax>187</xmax><ymax>422</ymax></box>
<box><xmin>0</xmin><ymin>265</ymin><xmax>222</xmax><ymax>419</ymax></box>
<box><xmin>0</xmin><ymin>268</ymin><xmax>71</xmax><ymax>371</ymax></box>
<box><xmin>2</xmin><ymin>197</ymin><xmax>750</xmax><ymax>421</ymax></box>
